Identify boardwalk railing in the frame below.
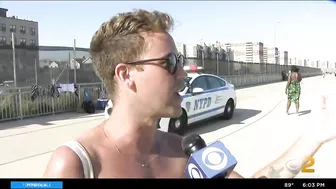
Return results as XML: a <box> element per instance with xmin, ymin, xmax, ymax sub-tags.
<box><xmin>0</xmin><ymin>82</ymin><xmax>104</xmax><ymax>122</ymax></box>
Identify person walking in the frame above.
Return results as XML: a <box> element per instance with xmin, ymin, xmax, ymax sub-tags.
<box><xmin>285</xmin><ymin>66</ymin><xmax>302</xmax><ymax>115</ymax></box>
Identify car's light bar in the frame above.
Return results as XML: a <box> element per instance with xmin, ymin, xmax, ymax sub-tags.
<box><xmin>184</xmin><ymin>65</ymin><xmax>204</xmax><ymax>73</ymax></box>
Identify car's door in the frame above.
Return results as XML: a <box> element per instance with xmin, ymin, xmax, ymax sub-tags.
<box><xmin>186</xmin><ymin>76</ymin><xmax>212</xmax><ymax>124</ymax></box>
<box><xmin>206</xmin><ymin>76</ymin><xmax>228</xmax><ymax>116</ymax></box>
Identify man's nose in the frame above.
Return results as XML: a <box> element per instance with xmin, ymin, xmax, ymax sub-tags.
<box><xmin>176</xmin><ymin>63</ymin><xmax>187</xmax><ymax>79</ymax></box>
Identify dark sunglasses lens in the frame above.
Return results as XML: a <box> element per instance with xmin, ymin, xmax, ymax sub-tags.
<box><xmin>167</xmin><ymin>53</ymin><xmax>177</xmax><ymax>74</ymax></box>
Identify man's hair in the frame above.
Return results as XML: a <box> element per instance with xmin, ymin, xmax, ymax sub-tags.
<box><xmin>89</xmin><ymin>9</ymin><xmax>174</xmax><ymax>103</ymax></box>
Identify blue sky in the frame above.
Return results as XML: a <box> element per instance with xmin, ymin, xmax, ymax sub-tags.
<box><xmin>1</xmin><ymin>1</ymin><xmax>335</xmax><ymax>61</ymax></box>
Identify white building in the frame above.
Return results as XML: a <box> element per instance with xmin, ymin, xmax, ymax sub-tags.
<box><xmin>279</xmin><ymin>51</ymin><xmax>288</xmax><ymax>65</ymax></box>
<box><xmin>266</xmin><ymin>47</ymin><xmax>279</xmax><ymax>64</ymax></box>
<box><xmin>224</xmin><ymin>42</ymin><xmax>264</xmax><ymax>63</ymax></box>
<box><xmin>0</xmin><ymin>8</ymin><xmax>39</xmax><ymax>47</ymax></box>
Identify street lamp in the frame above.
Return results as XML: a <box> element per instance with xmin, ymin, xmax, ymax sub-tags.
<box><xmin>11</xmin><ymin>32</ymin><xmax>17</xmax><ymax>88</ymax></box>
<box><xmin>73</xmin><ymin>39</ymin><xmax>77</xmax><ymax>84</ymax></box>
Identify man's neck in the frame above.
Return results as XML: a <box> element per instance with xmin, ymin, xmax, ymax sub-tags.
<box><xmin>104</xmin><ymin>104</ymin><xmax>159</xmax><ymax>156</ymax></box>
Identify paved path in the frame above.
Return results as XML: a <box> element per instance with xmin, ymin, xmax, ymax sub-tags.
<box><xmin>0</xmin><ymin>75</ymin><xmax>335</xmax><ymax>178</ymax></box>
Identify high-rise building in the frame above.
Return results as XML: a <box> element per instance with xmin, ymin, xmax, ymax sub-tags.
<box><xmin>176</xmin><ymin>42</ymin><xmax>186</xmax><ymax>57</ymax></box>
<box><xmin>250</xmin><ymin>42</ymin><xmax>264</xmax><ymax>64</ymax></box>
<box><xmin>263</xmin><ymin>47</ymin><xmax>268</xmax><ymax>63</ymax></box>
<box><xmin>266</xmin><ymin>47</ymin><xmax>279</xmax><ymax>64</ymax></box>
<box><xmin>279</xmin><ymin>51</ymin><xmax>288</xmax><ymax>65</ymax></box>
<box><xmin>224</xmin><ymin>42</ymin><xmax>264</xmax><ymax>63</ymax></box>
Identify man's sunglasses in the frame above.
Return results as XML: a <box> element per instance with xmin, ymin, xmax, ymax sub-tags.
<box><xmin>126</xmin><ymin>52</ymin><xmax>185</xmax><ymax>74</ymax></box>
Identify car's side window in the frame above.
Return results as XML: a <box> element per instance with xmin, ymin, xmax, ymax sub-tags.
<box><xmin>190</xmin><ymin>77</ymin><xmax>209</xmax><ymax>91</ymax></box>
<box><xmin>217</xmin><ymin>78</ymin><xmax>226</xmax><ymax>87</ymax></box>
<box><xmin>207</xmin><ymin>76</ymin><xmax>223</xmax><ymax>89</ymax></box>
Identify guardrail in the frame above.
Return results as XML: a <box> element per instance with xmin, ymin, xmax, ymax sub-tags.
<box><xmin>0</xmin><ymin>82</ymin><xmax>103</xmax><ymax>122</ymax></box>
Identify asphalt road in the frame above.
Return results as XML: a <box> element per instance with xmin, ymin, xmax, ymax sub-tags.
<box><xmin>0</xmin><ymin>75</ymin><xmax>335</xmax><ymax>178</ymax></box>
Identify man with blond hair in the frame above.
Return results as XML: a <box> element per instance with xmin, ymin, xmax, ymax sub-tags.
<box><xmin>44</xmin><ymin>9</ymin><xmax>336</xmax><ymax>178</ymax></box>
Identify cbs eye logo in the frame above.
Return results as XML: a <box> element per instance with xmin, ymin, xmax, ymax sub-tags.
<box><xmin>285</xmin><ymin>159</ymin><xmax>302</xmax><ymax>174</ymax></box>
<box><xmin>285</xmin><ymin>157</ymin><xmax>315</xmax><ymax>174</ymax></box>
<box><xmin>187</xmin><ymin>163</ymin><xmax>204</xmax><ymax>178</ymax></box>
<box><xmin>201</xmin><ymin>147</ymin><xmax>228</xmax><ymax>170</ymax></box>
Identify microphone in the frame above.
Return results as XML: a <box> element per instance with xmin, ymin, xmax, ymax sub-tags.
<box><xmin>182</xmin><ymin>134</ymin><xmax>238</xmax><ymax>179</ymax></box>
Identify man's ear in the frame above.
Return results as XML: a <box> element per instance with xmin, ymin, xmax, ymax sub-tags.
<box><xmin>115</xmin><ymin>64</ymin><xmax>135</xmax><ymax>88</ymax></box>
<box><xmin>115</xmin><ymin>63</ymin><xmax>129</xmax><ymax>84</ymax></box>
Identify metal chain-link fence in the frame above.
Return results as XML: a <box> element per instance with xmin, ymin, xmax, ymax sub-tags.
<box><xmin>0</xmin><ymin>44</ymin><xmax>322</xmax><ymax>88</ymax></box>
<box><xmin>185</xmin><ymin>56</ymin><xmax>321</xmax><ymax>77</ymax></box>
<box><xmin>0</xmin><ymin>46</ymin><xmax>100</xmax><ymax>88</ymax></box>
<box><xmin>0</xmin><ymin>43</ymin><xmax>323</xmax><ymax>122</ymax></box>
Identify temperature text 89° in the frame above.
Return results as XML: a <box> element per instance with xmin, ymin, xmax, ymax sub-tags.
<box><xmin>284</xmin><ymin>183</ymin><xmax>294</xmax><ymax>187</ymax></box>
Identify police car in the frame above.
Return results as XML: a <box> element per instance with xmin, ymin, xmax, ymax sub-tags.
<box><xmin>104</xmin><ymin>66</ymin><xmax>237</xmax><ymax>135</ymax></box>
<box><xmin>159</xmin><ymin>66</ymin><xmax>236</xmax><ymax>135</ymax></box>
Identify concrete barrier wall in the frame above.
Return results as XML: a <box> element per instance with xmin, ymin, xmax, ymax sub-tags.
<box><xmin>221</xmin><ymin>72</ymin><xmax>321</xmax><ymax>88</ymax></box>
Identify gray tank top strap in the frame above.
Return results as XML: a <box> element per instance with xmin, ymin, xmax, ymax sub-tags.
<box><xmin>62</xmin><ymin>141</ymin><xmax>94</xmax><ymax>178</ymax></box>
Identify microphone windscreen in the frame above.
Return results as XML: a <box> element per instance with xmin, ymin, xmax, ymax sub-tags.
<box><xmin>181</xmin><ymin>134</ymin><xmax>206</xmax><ymax>155</ymax></box>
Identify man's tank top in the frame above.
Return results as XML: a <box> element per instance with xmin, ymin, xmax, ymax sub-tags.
<box><xmin>62</xmin><ymin>141</ymin><xmax>95</xmax><ymax>178</ymax></box>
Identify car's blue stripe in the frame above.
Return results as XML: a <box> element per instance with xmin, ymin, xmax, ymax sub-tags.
<box><xmin>188</xmin><ymin>105</ymin><xmax>225</xmax><ymax>119</ymax></box>
<box><xmin>182</xmin><ymin>87</ymin><xmax>229</xmax><ymax>99</ymax></box>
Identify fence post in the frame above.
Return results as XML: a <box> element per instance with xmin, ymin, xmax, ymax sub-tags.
<box><xmin>78</xmin><ymin>84</ymin><xmax>81</xmax><ymax>107</ymax></box>
<box><xmin>101</xmin><ymin>82</ymin><xmax>104</xmax><ymax>98</ymax></box>
<box><xmin>216</xmin><ymin>53</ymin><xmax>219</xmax><ymax>76</ymax></box>
<box><xmin>51</xmin><ymin>79</ymin><xmax>55</xmax><ymax>115</ymax></box>
<box><xmin>228</xmin><ymin>59</ymin><xmax>230</xmax><ymax>76</ymax></box>
<box><xmin>245</xmin><ymin>61</ymin><xmax>247</xmax><ymax>75</ymax></box>
<box><xmin>202</xmin><ymin>51</ymin><xmax>205</xmax><ymax>68</ymax></box>
<box><xmin>18</xmin><ymin>88</ymin><xmax>23</xmax><ymax>120</ymax></box>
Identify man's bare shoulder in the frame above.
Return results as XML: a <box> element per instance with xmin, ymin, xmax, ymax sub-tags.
<box><xmin>43</xmin><ymin>145</ymin><xmax>85</xmax><ymax>178</ymax></box>
<box><xmin>44</xmin><ymin>122</ymin><xmax>103</xmax><ymax>175</ymax></box>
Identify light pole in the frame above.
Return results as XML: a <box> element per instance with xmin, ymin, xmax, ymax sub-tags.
<box><xmin>274</xmin><ymin>21</ymin><xmax>280</xmax><ymax>64</ymax></box>
<box><xmin>11</xmin><ymin>32</ymin><xmax>17</xmax><ymax>88</ymax></box>
<box><xmin>73</xmin><ymin>39</ymin><xmax>77</xmax><ymax>84</ymax></box>
<box><xmin>198</xmin><ymin>38</ymin><xmax>205</xmax><ymax>68</ymax></box>
<box><xmin>226</xmin><ymin>46</ymin><xmax>230</xmax><ymax>76</ymax></box>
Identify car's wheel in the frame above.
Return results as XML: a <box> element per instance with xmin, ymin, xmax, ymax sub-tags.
<box><xmin>223</xmin><ymin>99</ymin><xmax>234</xmax><ymax>120</ymax></box>
<box><xmin>168</xmin><ymin>110</ymin><xmax>188</xmax><ymax>135</ymax></box>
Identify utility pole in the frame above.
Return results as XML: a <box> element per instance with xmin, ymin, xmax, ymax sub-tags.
<box><xmin>73</xmin><ymin>39</ymin><xmax>77</xmax><ymax>83</ymax></box>
<box><xmin>12</xmin><ymin>32</ymin><xmax>17</xmax><ymax>88</ymax></box>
